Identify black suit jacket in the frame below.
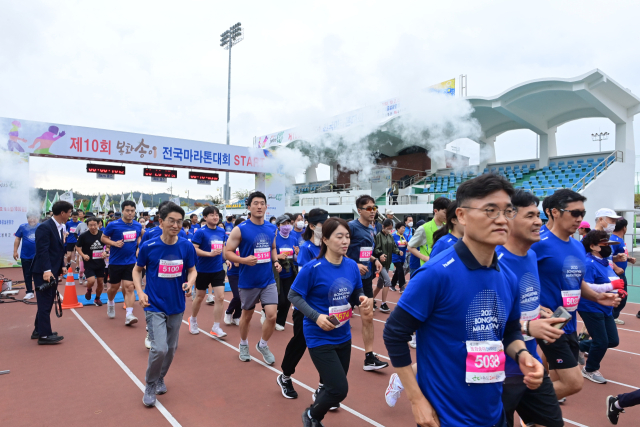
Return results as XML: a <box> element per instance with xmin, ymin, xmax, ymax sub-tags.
<box><xmin>32</xmin><ymin>218</ymin><xmax>66</xmax><ymax>276</ymax></box>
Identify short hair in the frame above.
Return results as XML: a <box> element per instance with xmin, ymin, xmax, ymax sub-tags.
<box><xmin>511</xmin><ymin>189</ymin><xmax>539</xmax><ymax>209</ymax></box>
<box><xmin>77</xmin><ymin>209</ymin><xmax>84</xmax><ymax>213</ymax></box>
<box><xmin>382</xmin><ymin>218</ymin><xmax>394</xmax><ymax>228</ymax></box>
<box><xmin>269</xmin><ymin>216</ymin><xmax>276</xmax><ymax>222</ymax></box>
<box><xmin>203</xmin><ymin>206</ymin><xmax>220</xmax><ymax>217</ymax></box>
<box><xmin>52</xmin><ymin>201</ymin><xmax>73</xmax><ymax>215</ymax></box>
<box><xmin>121</xmin><ymin>200</ymin><xmax>136</xmax><ymax>210</ymax></box>
<box><xmin>404</xmin><ymin>216</ymin><xmax>413</xmax><ymax>223</ymax></box>
<box><xmin>190</xmin><ymin>213</ymin><xmax>198</xmax><ymax>219</ymax></box>
<box><xmin>72</xmin><ymin>211</ymin><xmax>79</xmax><ymax>216</ymax></box>
<box><xmin>182</xmin><ymin>220</ymin><xmax>191</xmax><ymax>228</ymax></box>
<box><xmin>395</xmin><ymin>222</ymin><xmax>405</xmax><ymax>231</ymax></box>
<box><xmin>157</xmin><ymin>200</ymin><xmax>171</xmax><ymax>211</ymax></box>
<box><xmin>548</xmin><ymin>189</ymin><xmax>586</xmax><ymax>212</ymax></box>
<box><xmin>581</xmin><ymin>229</ymin><xmax>609</xmax><ymax>253</ymax></box>
<box><xmin>108</xmin><ymin>210</ymin><xmax>114</xmax><ymax>215</ymax></box>
<box><xmin>433</xmin><ymin>197</ymin><xmax>451</xmax><ymax>212</ymax></box>
<box><xmin>456</xmin><ymin>174</ymin><xmax>514</xmax><ymax>207</ymax></box>
<box><xmin>234</xmin><ymin>217</ymin><xmax>244</xmax><ymax>226</ymax></box>
<box><xmin>615</xmin><ymin>218</ymin><xmax>628</xmax><ymax>232</ymax></box>
<box><xmin>86</xmin><ymin>217</ymin><xmax>101</xmax><ymax>225</ymax></box>
<box><xmin>541</xmin><ymin>192</ymin><xmax>555</xmax><ymax>217</ymax></box>
<box><xmin>246</xmin><ymin>191</ymin><xmax>267</xmax><ymax>206</ymax></box>
<box><xmin>356</xmin><ymin>195</ymin><xmax>376</xmax><ymax>209</ymax></box>
<box><xmin>159</xmin><ymin>203</ymin><xmax>185</xmax><ymax>221</ymax></box>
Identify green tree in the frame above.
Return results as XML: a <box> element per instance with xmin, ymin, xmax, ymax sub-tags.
<box><xmin>206</xmin><ymin>195</ymin><xmax>224</xmax><ymax>205</ymax></box>
<box><xmin>233</xmin><ymin>189</ymin><xmax>252</xmax><ymax>200</ymax></box>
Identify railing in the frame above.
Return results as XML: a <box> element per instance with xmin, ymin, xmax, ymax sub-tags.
<box><xmin>572</xmin><ymin>150</ymin><xmax>622</xmax><ymax>192</ymax></box>
<box><xmin>399</xmin><ymin>173</ymin><xmax>425</xmax><ymax>189</ymax></box>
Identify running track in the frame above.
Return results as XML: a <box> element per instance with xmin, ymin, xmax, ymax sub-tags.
<box><xmin>1</xmin><ymin>267</ymin><xmax>638</xmax><ymax>426</ymax></box>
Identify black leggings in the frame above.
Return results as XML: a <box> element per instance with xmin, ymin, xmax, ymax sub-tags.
<box><xmin>276</xmin><ymin>275</ymin><xmax>294</xmax><ymax>326</ymax></box>
<box><xmin>308</xmin><ymin>340</ymin><xmax>351</xmax><ymax>421</ymax></box>
<box><xmin>613</xmin><ymin>273</ymin><xmax>627</xmax><ymax>319</ymax></box>
<box><xmin>225</xmin><ymin>275</ymin><xmax>242</xmax><ymax>319</ymax></box>
<box><xmin>391</xmin><ymin>262</ymin><xmax>406</xmax><ymax>288</ymax></box>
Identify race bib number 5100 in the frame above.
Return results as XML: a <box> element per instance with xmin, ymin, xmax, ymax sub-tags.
<box><xmin>158</xmin><ymin>260</ymin><xmax>184</xmax><ymax>278</ymax></box>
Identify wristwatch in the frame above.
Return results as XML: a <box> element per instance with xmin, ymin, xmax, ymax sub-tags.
<box><xmin>515</xmin><ymin>348</ymin><xmax>530</xmax><ymax>365</ymax></box>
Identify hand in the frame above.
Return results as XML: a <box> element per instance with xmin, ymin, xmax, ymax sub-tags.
<box><xmin>43</xmin><ymin>271</ymin><xmax>53</xmax><ymax>282</ymax></box>
<box><xmin>274</xmin><ymin>261</ymin><xmax>282</xmax><ymax>273</ymax></box>
<box><xmin>294</xmin><ymin>246</ymin><xmax>299</xmax><ymax>255</ymax></box>
<box><xmin>113</xmin><ymin>240</ymin><xmax>124</xmax><ymax>248</ymax></box>
<box><xmin>399</xmin><ymin>251</ymin><xmax>403</xmax><ymax>256</ymax></box>
<box><xmin>210</xmin><ymin>249</ymin><xmax>222</xmax><ymax>257</ymax></box>
<box><xmin>539</xmin><ymin>306</ymin><xmax>553</xmax><ymax>319</ymax></box>
<box><xmin>358</xmin><ymin>295</ymin><xmax>372</xmax><ymax>315</ymax></box>
<box><xmin>519</xmin><ymin>352</ymin><xmax>544</xmax><ymax>390</ymax></box>
<box><xmin>357</xmin><ymin>264</ymin><xmax>369</xmax><ymax>275</ymax></box>
<box><xmin>13</xmin><ymin>251</ymin><xmax>19</xmax><ymax>261</ymax></box>
<box><xmin>420</xmin><ymin>254</ymin><xmax>430</xmax><ymax>262</ymax></box>
<box><xmin>380</xmin><ymin>254</ymin><xmax>387</xmax><ymax>262</ymax></box>
<box><xmin>528</xmin><ymin>318</ymin><xmax>565</xmax><ymax>342</ymax></box>
<box><xmin>302</xmin><ymin>210</ymin><xmax>306</xmax><ymax>216</ymax></box>
<box><xmin>182</xmin><ymin>282</ymin><xmax>192</xmax><ymax>297</ymax></box>
<box><xmin>244</xmin><ymin>256</ymin><xmax>258</xmax><ymax>266</ymax></box>
<box><xmin>629</xmin><ymin>256</ymin><xmax>636</xmax><ymax>264</ymax></box>
<box><xmin>410</xmin><ymin>396</ymin><xmax>440</xmax><ymax>427</ymax></box>
<box><xmin>375</xmin><ymin>259</ymin><xmax>382</xmax><ymax>274</ymax></box>
<box><xmin>82</xmin><ymin>254</ymin><xmax>90</xmax><ymax>261</ymax></box>
<box><xmin>613</xmin><ymin>253</ymin><xmax>627</xmax><ymax>262</ymax></box>
<box><xmin>277</xmin><ymin>252</ymin><xmax>287</xmax><ymax>260</ymax></box>
<box><xmin>234</xmin><ymin>262</ymin><xmax>239</xmax><ymax>267</ymax></box>
<box><xmin>101</xmin><ymin>252</ymin><xmax>108</xmax><ymax>259</ymax></box>
<box><xmin>316</xmin><ymin>314</ymin><xmax>336</xmax><ymax>331</ymax></box>
<box><xmin>226</xmin><ymin>260</ymin><xmax>232</xmax><ymax>269</ymax></box>
<box><xmin>596</xmin><ymin>292</ymin><xmax>620</xmax><ymax>307</ymax></box>
<box><xmin>62</xmin><ymin>267</ymin><xmax>67</xmax><ymax>275</ymax></box>
<box><xmin>138</xmin><ymin>291</ymin><xmax>150</xmax><ymax>308</ymax></box>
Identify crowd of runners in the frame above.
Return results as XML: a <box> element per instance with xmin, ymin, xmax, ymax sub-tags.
<box><xmin>14</xmin><ymin>173</ymin><xmax>640</xmax><ymax>426</ymax></box>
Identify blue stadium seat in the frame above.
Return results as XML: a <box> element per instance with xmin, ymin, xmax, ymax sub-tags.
<box><xmin>546</xmin><ymin>189</ymin><xmax>556</xmax><ymax>196</ymax></box>
<box><xmin>514</xmin><ymin>165</ymin><xmax>520</xmax><ymax>170</ymax></box>
<box><xmin>549</xmin><ymin>162</ymin><xmax>556</xmax><ymax>168</ymax></box>
<box><xmin>562</xmin><ymin>178</ymin><xmax>570</xmax><ymax>186</ymax></box>
<box><xmin>516</xmin><ymin>173</ymin><xmax>523</xmax><ymax>179</ymax></box>
<box><xmin>568</xmin><ymin>160</ymin><xmax>575</xmax><ymax>165</ymax></box>
<box><xmin>568</xmin><ymin>173</ymin><xmax>576</xmax><ymax>179</ymax></box>
<box><xmin>506</xmin><ymin>166</ymin><xmax>512</xmax><ymax>171</ymax></box>
<box><xmin>577</xmin><ymin>159</ymin><xmax>584</xmax><ymax>164</ymax></box>
<box><xmin>533</xmin><ymin>184</ymin><xmax>541</xmax><ymax>189</ymax></box>
<box><xmin>534</xmin><ymin>190</ymin><xmax>544</xmax><ymax>197</ymax></box>
<box><xmin>542</xmin><ymin>166</ymin><xmax>549</xmax><ymax>172</ymax></box>
<box><xmin>509</xmin><ymin>178</ymin><xmax>516</xmax><ymax>183</ymax></box>
<box><xmin>558</xmin><ymin>161</ymin><xmax>565</xmax><ymax>167</ymax></box>
<box><xmin>587</xmin><ymin>158</ymin><xmax>594</xmax><ymax>163</ymax></box>
<box><xmin>530</xmin><ymin>163</ymin><xmax>536</xmax><ymax>169</ymax></box>
<box><xmin>597</xmin><ymin>165</ymin><xmax>604</xmax><ymax>173</ymax></box>
<box><xmin>523</xmin><ymin>183</ymin><xmax>531</xmax><ymax>189</ymax></box>
<box><xmin>498</xmin><ymin>166</ymin><xmax>504</xmax><ymax>171</ymax></box>
<box><xmin>483</xmin><ymin>168</ymin><xmax>489</xmax><ymax>174</ymax></box>
<box><xmin>597</xmin><ymin>157</ymin><xmax>605</xmax><ymax>163</ymax></box>
<box><xmin>551</xmin><ymin>179</ymin><xmax>560</xmax><ymax>186</ymax></box>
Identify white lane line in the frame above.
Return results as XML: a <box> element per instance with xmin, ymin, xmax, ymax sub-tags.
<box><xmin>71</xmin><ymin>309</ymin><xmax>181</xmax><ymax>427</ymax></box>
<box><xmin>563</xmin><ymin>419</ymin><xmax>589</xmax><ymax>427</ymax></box>
<box><xmin>577</xmin><ymin>320</ymin><xmax>640</xmax><ymax>334</ymax></box>
<box><xmin>181</xmin><ymin>320</ymin><xmax>386</xmax><ymax>427</ymax></box>
<box><xmin>607</xmin><ymin>379</ymin><xmax>639</xmax><ymax>390</ymax></box>
<box><xmin>610</xmin><ymin>348</ymin><xmax>640</xmax><ymax>357</ymax></box>
<box><xmin>619</xmin><ymin>312</ymin><xmax>639</xmax><ymax>316</ymax></box>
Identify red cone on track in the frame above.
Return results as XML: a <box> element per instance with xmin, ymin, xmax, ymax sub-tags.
<box><xmin>62</xmin><ymin>273</ymin><xmax>83</xmax><ymax>309</ymax></box>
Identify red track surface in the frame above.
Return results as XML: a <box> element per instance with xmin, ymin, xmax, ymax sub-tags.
<box><xmin>1</xmin><ymin>267</ymin><xmax>638</xmax><ymax>427</ymax></box>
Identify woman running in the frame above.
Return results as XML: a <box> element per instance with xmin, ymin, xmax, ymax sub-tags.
<box><xmin>429</xmin><ymin>201</ymin><xmax>464</xmax><ymax>259</ymax></box>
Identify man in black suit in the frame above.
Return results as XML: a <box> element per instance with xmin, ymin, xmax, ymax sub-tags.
<box><xmin>32</xmin><ymin>200</ymin><xmax>73</xmax><ymax>345</ymax></box>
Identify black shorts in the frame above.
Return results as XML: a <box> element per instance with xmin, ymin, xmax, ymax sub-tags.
<box><xmin>109</xmin><ymin>263</ymin><xmax>135</xmax><ymax>284</ymax></box>
<box><xmin>361</xmin><ymin>277</ymin><xmax>373</xmax><ymax>298</ymax></box>
<box><xmin>195</xmin><ymin>270</ymin><xmax>226</xmax><ymax>290</ymax></box>
<box><xmin>66</xmin><ymin>243</ymin><xmax>76</xmax><ymax>252</ymax></box>
<box><xmin>85</xmin><ymin>264</ymin><xmax>105</xmax><ymax>279</ymax></box>
<box><xmin>502</xmin><ymin>374</ymin><xmax>563</xmax><ymax>427</ymax></box>
<box><xmin>537</xmin><ymin>331</ymin><xmax>579</xmax><ymax>370</ymax></box>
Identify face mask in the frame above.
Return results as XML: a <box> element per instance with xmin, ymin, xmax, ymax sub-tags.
<box><xmin>296</xmin><ymin>221</ymin><xmax>305</xmax><ymax>229</ymax></box>
<box><xmin>599</xmin><ymin>246</ymin><xmax>612</xmax><ymax>258</ymax></box>
<box><xmin>313</xmin><ymin>226</ymin><xmax>322</xmax><ymax>246</ymax></box>
<box><xmin>271</xmin><ymin>219</ymin><xmax>276</xmax><ymax>224</ymax></box>
<box><xmin>604</xmin><ymin>223</ymin><xmax>615</xmax><ymax>234</ymax></box>
<box><xmin>280</xmin><ymin>224</ymin><xmax>293</xmax><ymax>237</ymax></box>
<box><xmin>407</xmin><ymin>222</ymin><xmax>413</xmax><ymax>228</ymax></box>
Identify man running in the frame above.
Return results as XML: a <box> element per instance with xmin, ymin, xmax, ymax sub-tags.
<box><xmin>610</xmin><ymin>218</ymin><xmax>636</xmax><ymax>325</ymax></box>
<box><xmin>65</xmin><ymin>211</ymin><xmax>81</xmax><ymax>266</ymax></box>
<box><xmin>133</xmin><ymin>203</ymin><xmax>196</xmax><ymax>407</ymax></box>
<box><xmin>224</xmin><ymin>214</ymin><xmax>235</xmax><ymax>237</ymax></box>
<box><xmin>225</xmin><ymin>191</ymin><xmax>282</xmax><ymax>365</ymax></box>
<box><xmin>189</xmin><ymin>206</ymin><xmax>228</xmax><ymax>338</ymax></box>
<box><xmin>140</xmin><ymin>201</ymin><xmax>188</xmax><ymax>244</ymax></box>
<box><xmin>76</xmin><ymin>217</ymin><xmax>107</xmax><ymax>306</ymax></box>
<box><xmin>407</xmin><ymin>197</ymin><xmax>450</xmax><ymax>266</ymax></box>
<box><xmin>101</xmin><ymin>201</ymin><xmax>143</xmax><ymax>325</ymax></box>
<box><xmin>189</xmin><ymin>213</ymin><xmax>200</xmax><ymax>231</ymax></box>
<box><xmin>14</xmin><ymin>212</ymin><xmax>39</xmax><ymax>300</ymax></box>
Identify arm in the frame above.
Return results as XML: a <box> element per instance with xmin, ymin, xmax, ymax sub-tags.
<box><xmin>408</xmin><ymin>228</ymin><xmax>429</xmax><ymax>262</ymax></box>
<box><xmin>182</xmin><ymin>266</ymin><xmax>197</xmax><ymax>296</ymax></box>
<box><xmin>192</xmin><ymin>242</ymin><xmax>215</xmax><ymax>258</ymax></box>
<box><xmin>224</xmin><ymin>227</ymin><xmax>257</xmax><ymax>265</ymax></box>
<box><xmin>35</xmin><ymin>225</ymin><xmax>52</xmax><ymax>277</ymax></box>
<box><xmin>101</xmin><ymin>234</ymin><xmax>123</xmax><ymax>247</ymax></box>
<box><xmin>133</xmin><ymin>265</ymin><xmax>149</xmax><ymax>307</ymax></box>
<box><xmin>580</xmin><ymin>280</ymin><xmax>620</xmax><ymax>307</ymax></box>
<box><xmin>13</xmin><ymin>237</ymin><xmax>20</xmax><ymax>260</ymax></box>
<box><xmin>288</xmin><ymin>288</ymin><xmax>320</xmax><ymax>322</ymax></box>
<box><xmin>75</xmin><ymin>241</ymin><xmax>90</xmax><ymax>262</ymax></box>
<box><xmin>272</xmin><ymin>237</ymin><xmax>282</xmax><ymax>273</ymax></box>
<box><xmin>584</xmin><ymin>281</ymin><xmax>614</xmax><ymax>293</ymax></box>
<box><xmin>373</xmin><ymin>234</ymin><xmax>384</xmax><ymax>258</ymax></box>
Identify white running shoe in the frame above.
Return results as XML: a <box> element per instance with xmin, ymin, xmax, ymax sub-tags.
<box><xmin>409</xmin><ymin>334</ymin><xmax>417</xmax><ymax>349</ymax></box>
<box><xmin>145</xmin><ymin>333</ymin><xmax>151</xmax><ymax>349</ymax></box>
<box><xmin>189</xmin><ymin>317</ymin><xmax>199</xmax><ymax>335</ymax></box>
<box><xmin>275</xmin><ymin>324</ymin><xmax>285</xmax><ymax>331</ymax></box>
<box><xmin>261</xmin><ymin>310</ymin><xmax>266</xmax><ymax>325</ymax></box>
<box><xmin>211</xmin><ymin>325</ymin><xmax>227</xmax><ymax>338</ymax></box>
<box><xmin>23</xmin><ymin>292</ymin><xmax>35</xmax><ymax>300</ymax></box>
<box><xmin>107</xmin><ymin>304</ymin><xmax>116</xmax><ymax>319</ymax></box>
<box><xmin>125</xmin><ymin>313</ymin><xmax>138</xmax><ymax>326</ymax></box>
<box><xmin>224</xmin><ymin>313</ymin><xmax>234</xmax><ymax>325</ymax></box>
<box><xmin>614</xmin><ymin>318</ymin><xmax>625</xmax><ymax>325</ymax></box>
<box><xmin>232</xmin><ymin>318</ymin><xmax>240</xmax><ymax>326</ymax></box>
<box><xmin>206</xmin><ymin>294</ymin><xmax>215</xmax><ymax>305</ymax></box>
<box><xmin>385</xmin><ymin>373</ymin><xmax>405</xmax><ymax>407</ymax></box>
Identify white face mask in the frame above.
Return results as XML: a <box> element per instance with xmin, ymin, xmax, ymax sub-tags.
<box><xmin>604</xmin><ymin>223</ymin><xmax>615</xmax><ymax>234</ymax></box>
<box><xmin>313</xmin><ymin>226</ymin><xmax>322</xmax><ymax>246</ymax></box>
<box><xmin>296</xmin><ymin>221</ymin><xmax>305</xmax><ymax>229</ymax></box>
<box><xmin>407</xmin><ymin>222</ymin><xmax>413</xmax><ymax>228</ymax></box>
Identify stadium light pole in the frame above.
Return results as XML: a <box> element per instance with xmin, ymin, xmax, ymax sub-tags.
<box><xmin>220</xmin><ymin>22</ymin><xmax>244</xmax><ymax>209</ymax></box>
<box><xmin>592</xmin><ymin>131</ymin><xmax>609</xmax><ymax>152</ymax></box>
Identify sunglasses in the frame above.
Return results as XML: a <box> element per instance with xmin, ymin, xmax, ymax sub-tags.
<box><xmin>559</xmin><ymin>209</ymin><xmax>586</xmax><ymax>218</ymax></box>
<box><xmin>359</xmin><ymin>206</ymin><xmax>378</xmax><ymax>212</ymax></box>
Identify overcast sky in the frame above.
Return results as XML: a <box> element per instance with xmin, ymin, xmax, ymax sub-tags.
<box><xmin>1</xmin><ymin>0</ymin><xmax>639</xmax><ymax>200</ymax></box>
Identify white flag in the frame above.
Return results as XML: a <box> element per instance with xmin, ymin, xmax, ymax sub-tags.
<box><xmin>94</xmin><ymin>193</ymin><xmax>101</xmax><ymax>212</ymax></box>
<box><xmin>60</xmin><ymin>190</ymin><xmax>74</xmax><ymax>205</ymax></box>
<box><xmin>103</xmin><ymin>194</ymin><xmax>110</xmax><ymax>211</ymax></box>
<box><xmin>170</xmin><ymin>197</ymin><xmax>180</xmax><ymax>205</ymax></box>
<box><xmin>119</xmin><ymin>194</ymin><xmax>124</xmax><ymax>210</ymax></box>
<box><xmin>128</xmin><ymin>191</ymin><xmax>135</xmax><ymax>201</ymax></box>
<box><xmin>137</xmin><ymin>193</ymin><xmax>145</xmax><ymax>213</ymax></box>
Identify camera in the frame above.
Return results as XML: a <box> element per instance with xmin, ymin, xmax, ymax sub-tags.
<box><xmin>36</xmin><ymin>276</ymin><xmax>58</xmax><ymax>292</ymax></box>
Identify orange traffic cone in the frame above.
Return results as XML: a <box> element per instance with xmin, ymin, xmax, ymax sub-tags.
<box><xmin>62</xmin><ymin>273</ymin><xmax>83</xmax><ymax>309</ymax></box>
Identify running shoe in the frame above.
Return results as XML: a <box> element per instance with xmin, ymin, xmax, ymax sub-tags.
<box><xmin>261</xmin><ymin>310</ymin><xmax>266</xmax><ymax>325</ymax></box>
<box><xmin>636</xmin><ymin>311</ymin><xmax>640</xmax><ymax>319</ymax></box>
<box><xmin>275</xmin><ymin>323</ymin><xmax>285</xmax><ymax>331</ymax></box>
<box><xmin>389</xmin><ymin>286</ymin><xmax>397</xmax><ymax>292</ymax></box>
<box><xmin>224</xmin><ymin>313</ymin><xmax>234</xmax><ymax>325</ymax></box>
<box><xmin>206</xmin><ymin>294</ymin><xmax>215</xmax><ymax>305</ymax></box>
<box><xmin>399</xmin><ymin>285</ymin><xmax>406</xmax><ymax>293</ymax></box>
<box><xmin>578</xmin><ymin>331</ymin><xmax>590</xmax><ymax>341</ymax></box>
<box><xmin>143</xmin><ymin>383</ymin><xmax>157</xmax><ymax>407</ymax></box>
<box><xmin>211</xmin><ymin>325</ymin><xmax>227</xmax><ymax>338</ymax></box>
<box><xmin>155</xmin><ymin>377</ymin><xmax>167</xmax><ymax>395</ymax></box>
<box><xmin>239</xmin><ymin>343</ymin><xmax>251</xmax><ymax>362</ymax></box>
<box><xmin>107</xmin><ymin>304</ymin><xmax>116</xmax><ymax>319</ymax></box>
<box><xmin>125</xmin><ymin>313</ymin><xmax>138</xmax><ymax>326</ymax></box>
<box><xmin>364</xmin><ymin>353</ymin><xmax>389</xmax><ymax>371</ymax></box>
<box><xmin>312</xmin><ymin>385</ymin><xmax>339</xmax><ymax>410</ymax></box>
<box><xmin>385</xmin><ymin>373</ymin><xmax>404</xmax><ymax>407</ymax></box>
<box><xmin>277</xmin><ymin>374</ymin><xmax>298</xmax><ymax>399</ymax></box>
<box><xmin>373</xmin><ymin>301</ymin><xmax>378</xmax><ymax>312</ymax></box>
<box><xmin>614</xmin><ymin>318</ymin><xmax>625</xmax><ymax>325</ymax></box>
<box><xmin>256</xmin><ymin>342</ymin><xmax>275</xmax><ymax>365</ymax></box>
<box><xmin>232</xmin><ymin>317</ymin><xmax>241</xmax><ymax>326</ymax></box>
<box><xmin>23</xmin><ymin>292</ymin><xmax>34</xmax><ymax>300</ymax></box>
<box><xmin>606</xmin><ymin>395</ymin><xmax>624</xmax><ymax>425</ymax></box>
<box><xmin>582</xmin><ymin>367</ymin><xmax>607</xmax><ymax>384</ymax></box>
<box><xmin>302</xmin><ymin>407</ymin><xmax>325</xmax><ymax>427</ymax></box>
<box><xmin>558</xmin><ymin>398</ymin><xmax>566</xmax><ymax>404</ymax></box>
<box><xmin>94</xmin><ymin>298</ymin><xmax>103</xmax><ymax>307</ymax></box>
<box><xmin>145</xmin><ymin>333</ymin><xmax>151</xmax><ymax>349</ymax></box>
<box><xmin>409</xmin><ymin>335</ymin><xmax>417</xmax><ymax>349</ymax></box>
<box><xmin>85</xmin><ymin>289</ymin><xmax>92</xmax><ymax>301</ymax></box>
<box><xmin>75</xmin><ymin>266</ymin><xmax>80</xmax><ymax>273</ymax></box>
<box><xmin>379</xmin><ymin>303</ymin><xmax>391</xmax><ymax>313</ymax></box>
<box><xmin>578</xmin><ymin>351</ymin><xmax>586</xmax><ymax>366</ymax></box>
<box><xmin>188</xmin><ymin>317</ymin><xmax>199</xmax><ymax>335</ymax></box>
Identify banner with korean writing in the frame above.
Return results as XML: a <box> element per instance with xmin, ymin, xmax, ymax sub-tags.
<box><xmin>0</xmin><ymin>117</ymin><xmax>270</xmax><ymax>174</ymax></box>
<box><xmin>0</xmin><ymin>152</ymin><xmax>30</xmax><ymax>268</ymax></box>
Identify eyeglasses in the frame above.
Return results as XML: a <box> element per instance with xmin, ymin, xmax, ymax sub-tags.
<box><xmin>461</xmin><ymin>206</ymin><xmax>517</xmax><ymax>220</ymax></box>
<box><xmin>359</xmin><ymin>205</ymin><xmax>378</xmax><ymax>212</ymax></box>
<box><xmin>163</xmin><ymin>218</ymin><xmax>182</xmax><ymax>226</ymax></box>
<box><xmin>559</xmin><ymin>209</ymin><xmax>586</xmax><ymax>218</ymax></box>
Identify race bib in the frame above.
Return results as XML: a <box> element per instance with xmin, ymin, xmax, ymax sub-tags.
<box><xmin>280</xmin><ymin>248</ymin><xmax>294</xmax><ymax>259</ymax></box>
<box><xmin>122</xmin><ymin>230</ymin><xmax>137</xmax><ymax>242</ymax></box>
<box><xmin>359</xmin><ymin>246</ymin><xmax>373</xmax><ymax>262</ymax></box>
<box><xmin>70</xmin><ymin>227</ymin><xmax>77</xmax><ymax>234</ymax></box>
<box><xmin>521</xmin><ymin>306</ymin><xmax>540</xmax><ymax>341</ymax></box>
<box><xmin>92</xmin><ymin>250</ymin><xmax>104</xmax><ymax>260</ymax></box>
<box><xmin>328</xmin><ymin>303</ymin><xmax>353</xmax><ymax>328</ymax></box>
<box><xmin>561</xmin><ymin>289</ymin><xmax>581</xmax><ymax>312</ymax></box>
<box><xmin>465</xmin><ymin>340</ymin><xmax>505</xmax><ymax>383</ymax></box>
<box><xmin>397</xmin><ymin>241</ymin><xmax>407</xmax><ymax>247</ymax></box>
<box><xmin>211</xmin><ymin>240</ymin><xmax>224</xmax><ymax>250</ymax></box>
<box><xmin>254</xmin><ymin>247</ymin><xmax>271</xmax><ymax>264</ymax></box>
<box><xmin>158</xmin><ymin>259</ymin><xmax>184</xmax><ymax>278</ymax></box>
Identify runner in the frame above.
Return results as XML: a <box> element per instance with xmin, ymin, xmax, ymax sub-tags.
<box><xmin>224</xmin><ymin>191</ymin><xmax>282</xmax><ymax>364</ymax></box>
<box><xmin>13</xmin><ymin>212</ymin><xmax>39</xmax><ymax>300</ymax></box>
<box><xmin>133</xmin><ymin>203</ymin><xmax>196</xmax><ymax>407</ymax></box>
<box><xmin>607</xmin><ymin>389</ymin><xmax>640</xmax><ymax>424</ymax></box>
<box><xmin>372</xmin><ymin>219</ymin><xmax>403</xmax><ymax>313</ymax></box>
<box><xmin>224</xmin><ymin>214</ymin><xmax>235</xmax><ymax>237</ymax></box>
<box><xmin>189</xmin><ymin>213</ymin><xmax>200</xmax><ymax>231</ymax></box>
<box><xmin>140</xmin><ymin>201</ymin><xmax>188</xmax><ymax>244</ymax></box>
<box><xmin>101</xmin><ymin>200</ymin><xmax>143</xmax><ymax>325</ymax></box>
<box><xmin>429</xmin><ymin>201</ymin><xmax>464</xmax><ymax>259</ymax></box>
<box><xmin>189</xmin><ymin>206</ymin><xmax>228</xmax><ymax>338</ymax></box>
<box><xmin>610</xmin><ymin>218</ymin><xmax>635</xmax><ymax>325</ymax></box>
<box><xmin>407</xmin><ymin>219</ymin><xmax>425</xmax><ymax>278</ymax></box>
<box><xmin>274</xmin><ymin>214</ymin><xmax>298</xmax><ymax>331</ymax></box>
<box><xmin>75</xmin><ymin>217</ymin><xmax>107</xmax><ymax>306</ymax></box>
<box><xmin>532</xmin><ymin>189</ymin><xmax>620</xmax><ymax>400</ymax></box>
<box><xmin>348</xmin><ymin>195</ymin><xmax>388</xmax><ymax>370</ymax></box>
<box><xmin>407</xmin><ymin>196</ymin><xmax>450</xmax><ymax>266</ymax></box>
<box><xmin>224</xmin><ymin>217</ymin><xmax>245</xmax><ymax>326</ymax></box>
<box><xmin>65</xmin><ymin>211</ymin><xmax>81</xmax><ymax>267</ymax></box>
<box><xmin>289</xmin><ymin>217</ymin><xmax>373</xmax><ymax>426</ymax></box>
<box><xmin>383</xmin><ymin>173</ymin><xmax>543</xmax><ymax>427</ymax></box>
<box><xmin>390</xmin><ymin>222</ymin><xmax>407</xmax><ymax>293</ymax></box>
<box><xmin>183</xmin><ymin>221</ymin><xmax>193</xmax><ymax>241</ymax></box>
<box><xmin>539</xmin><ymin>192</ymin><xmax>557</xmax><ymax>236</ymax></box>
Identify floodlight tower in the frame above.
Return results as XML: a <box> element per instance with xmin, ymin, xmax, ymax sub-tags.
<box><xmin>591</xmin><ymin>131</ymin><xmax>609</xmax><ymax>152</ymax></box>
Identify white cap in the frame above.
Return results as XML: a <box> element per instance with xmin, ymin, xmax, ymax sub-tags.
<box><xmin>386</xmin><ymin>210</ymin><xmax>394</xmax><ymax>215</ymax></box>
<box><xmin>594</xmin><ymin>208</ymin><xmax>621</xmax><ymax>220</ymax></box>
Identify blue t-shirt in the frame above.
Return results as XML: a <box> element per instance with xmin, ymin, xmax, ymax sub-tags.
<box><xmin>298</xmin><ymin>240</ymin><xmax>320</xmax><ymax>268</ymax></box>
<box><xmin>531</xmin><ymin>232</ymin><xmax>585</xmax><ymax>334</ymax></box>
<box><xmin>224</xmin><ymin>221</ymin><xmax>234</xmax><ymax>237</ymax></box>
<box><xmin>539</xmin><ymin>224</ymin><xmax>549</xmax><ymax>236</ymax></box>
<box><xmin>275</xmin><ymin>233</ymin><xmax>297</xmax><ymax>279</ymax></box>
<box><xmin>191</xmin><ymin>223</ymin><xmax>201</xmax><ymax>231</ymax></box>
<box><xmin>65</xmin><ymin>220</ymin><xmax>81</xmax><ymax>244</ymax></box>
<box><xmin>15</xmin><ymin>223</ymin><xmax>38</xmax><ymax>259</ymax></box>
<box><xmin>104</xmin><ymin>219</ymin><xmax>143</xmax><ymax>265</ymax></box>
<box><xmin>403</xmin><ymin>227</ymin><xmax>413</xmax><ymax>242</ymax></box>
<box><xmin>496</xmin><ymin>246</ymin><xmax>544</xmax><ymax>377</ymax></box>
<box><xmin>237</xmin><ymin>220</ymin><xmax>277</xmax><ymax>289</ymax></box>
<box><xmin>398</xmin><ymin>241</ymin><xmax>520</xmax><ymax>427</ymax></box>
<box><xmin>137</xmin><ymin>238</ymin><xmax>196</xmax><ymax>315</ymax></box>
<box><xmin>430</xmin><ymin>233</ymin><xmax>459</xmax><ymax>259</ymax></box>
<box><xmin>290</xmin><ymin>230</ymin><xmax>305</xmax><ymax>266</ymax></box>
<box><xmin>577</xmin><ymin>254</ymin><xmax>617</xmax><ymax>316</ymax></box>
<box><xmin>392</xmin><ymin>233</ymin><xmax>407</xmax><ymax>263</ymax></box>
<box><xmin>192</xmin><ymin>225</ymin><xmax>227</xmax><ymax>273</ymax></box>
<box><xmin>609</xmin><ymin>234</ymin><xmax>628</xmax><ymax>271</ymax></box>
<box><xmin>291</xmin><ymin>257</ymin><xmax>362</xmax><ymax>348</ymax></box>
<box><xmin>141</xmin><ymin>225</ymin><xmax>187</xmax><ymax>244</ymax></box>
<box><xmin>347</xmin><ymin>219</ymin><xmax>376</xmax><ymax>279</ymax></box>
